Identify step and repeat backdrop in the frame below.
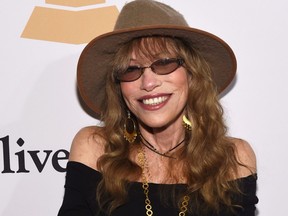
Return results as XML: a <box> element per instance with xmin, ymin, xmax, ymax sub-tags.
<box><xmin>1</xmin><ymin>0</ymin><xmax>287</xmax><ymax>215</ymax></box>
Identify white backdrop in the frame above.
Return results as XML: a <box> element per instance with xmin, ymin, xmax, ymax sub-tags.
<box><xmin>1</xmin><ymin>0</ymin><xmax>287</xmax><ymax>215</ymax></box>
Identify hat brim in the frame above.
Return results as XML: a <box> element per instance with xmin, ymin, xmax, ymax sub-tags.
<box><xmin>77</xmin><ymin>25</ymin><xmax>237</xmax><ymax>118</ymax></box>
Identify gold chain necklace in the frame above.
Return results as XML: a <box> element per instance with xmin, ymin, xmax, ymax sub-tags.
<box><xmin>137</xmin><ymin>148</ymin><xmax>190</xmax><ymax>216</ymax></box>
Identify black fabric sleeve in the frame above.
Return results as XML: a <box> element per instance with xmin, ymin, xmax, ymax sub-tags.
<box><xmin>57</xmin><ymin>161</ymin><xmax>102</xmax><ymax>216</ymax></box>
<box><xmin>233</xmin><ymin>174</ymin><xmax>259</xmax><ymax>216</ymax></box>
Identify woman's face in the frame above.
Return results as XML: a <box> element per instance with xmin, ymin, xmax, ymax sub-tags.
<box><xmin>120</xmin><ymin>52</ymin><xmax>190</xmax><ymax>130</ymax></box>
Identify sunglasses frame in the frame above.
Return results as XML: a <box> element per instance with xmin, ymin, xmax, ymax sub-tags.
<box><xmin>116</xmin><ymin>58</ymin><xmax>184</xmax><ymax>82</ymax></box>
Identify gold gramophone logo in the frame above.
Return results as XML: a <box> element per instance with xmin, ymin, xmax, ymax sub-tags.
<box><xmin>21</xmin><ymin>0</ymin><xmax>119</xmax><ymax>44</ymax></box>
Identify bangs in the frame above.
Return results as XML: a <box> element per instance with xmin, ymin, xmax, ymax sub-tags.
<box><xmin>131</xmin><ymin>36</ymin><xmax>181</xmax><ymax>61</ymax></box>
<box><xmin>112</xmin><ymin>36</ymin><xmax>185</xmax><ymax>77</ymax></box>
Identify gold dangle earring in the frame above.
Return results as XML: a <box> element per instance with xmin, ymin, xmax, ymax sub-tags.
<box><xmin>182</xmin><ymin>115</ymin><xmax>192</xmax><ymax>131</ymax></box>
<box><xmin>124</xmin><ymin>110</ymin><xmax>137</xmax><ymax>143</ymax></box>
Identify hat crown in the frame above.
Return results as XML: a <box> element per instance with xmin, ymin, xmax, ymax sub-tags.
<box><xmin>114</xmin><ymin>0</ymin><xmax>189</xmax><ymax>30</ymax></box>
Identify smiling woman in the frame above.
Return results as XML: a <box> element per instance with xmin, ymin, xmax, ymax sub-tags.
<box><xmin>58</xmin><ymin>0</ymin><xmax>258</xmax><ymax>216</ymax></box>
<box><xmin>118</xmin><ymin>37</ymin><xmax>189</xmax><ymax>130</ymax></box>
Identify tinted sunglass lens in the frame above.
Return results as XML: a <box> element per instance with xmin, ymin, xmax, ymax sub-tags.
<box><xmin>153</xmin><ymin>59</ymin><xmax>180</xmax><ymax>74</ymax></box>
<box><xmin>118</xmin><ymin>67</ymin><xmax>142</xmax><ymax>81</ymax></box>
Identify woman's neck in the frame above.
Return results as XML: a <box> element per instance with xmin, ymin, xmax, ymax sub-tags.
<box><xmin>139</xmin><ymin>124</ymin><xmax>185</xmax><ymax>153</ymax></box>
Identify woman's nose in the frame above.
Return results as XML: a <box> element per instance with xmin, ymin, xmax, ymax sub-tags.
<box><xmin>140</xmin><ymin>68</ymin><xmax>162</xmax><ymax>92</ymax></box>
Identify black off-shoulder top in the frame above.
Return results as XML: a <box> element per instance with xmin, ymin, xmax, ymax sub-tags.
<box><xmin>58</xmin><ymin>161</ymin><xmax>258</xmax><ymax>216</ymax></box>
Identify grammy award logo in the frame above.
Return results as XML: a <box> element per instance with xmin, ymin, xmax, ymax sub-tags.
<box><xmin>21</xmin><ymin>0</ymin><xmax>119</xmax><ymax>44</ymax></box>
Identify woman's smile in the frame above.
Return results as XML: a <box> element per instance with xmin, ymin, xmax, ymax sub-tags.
<box><xmin>138</xmin><ymin>94</ymin><xmax>171</xmax><ymax>110</ymax></box>
<box><xmin>141</xmin><ymin>95</ymin><xmax>169</xmax><ymax>106</ymax></box>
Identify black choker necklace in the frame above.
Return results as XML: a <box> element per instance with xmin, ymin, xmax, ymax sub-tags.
<box><xmin>139</xmin><ymin>133</ymin><xmax>185</xmax><ymax>159</ymax></box>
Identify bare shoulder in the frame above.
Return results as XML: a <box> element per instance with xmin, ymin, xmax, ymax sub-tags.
<box><xmin>229</xmin><ymin>137</ymin><xmax>257</xmax><ymax>178</ymax></box>
<box><xmin>69</xmin><ymin>126</ymin><xmax>106</xmax><ymax>170</ymax></box>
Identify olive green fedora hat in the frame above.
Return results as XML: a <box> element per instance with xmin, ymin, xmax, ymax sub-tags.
<box><xmin>77</xmin><ymin>0</ymin><xmax>237</xmax><ymax>118</ymax></box>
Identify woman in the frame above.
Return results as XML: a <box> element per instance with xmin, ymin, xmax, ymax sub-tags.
<box><xmin>58</xmin><ymin>0</ymin><xmax>258</xmax><ymax>215</ymax></box>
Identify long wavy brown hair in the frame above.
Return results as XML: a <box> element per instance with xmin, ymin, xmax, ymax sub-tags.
<box><xmin>96</xmin><ymin>36</ymin><xmax>243</xmax><ymax>215</ymax></box>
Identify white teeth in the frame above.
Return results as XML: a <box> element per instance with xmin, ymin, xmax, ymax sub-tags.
<box><xmin>142</xmin><ymin>96</ymin><xmax>168</xmax><ymax>105</ymax></box>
